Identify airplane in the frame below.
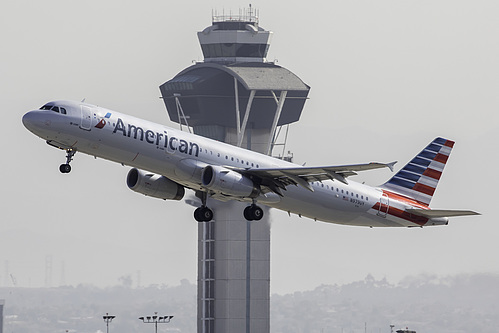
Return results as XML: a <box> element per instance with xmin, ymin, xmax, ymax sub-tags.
<box><xmin>22</xmin><ymin>100</ymin><xmax>479</xmax><ymax>226</ymax></box>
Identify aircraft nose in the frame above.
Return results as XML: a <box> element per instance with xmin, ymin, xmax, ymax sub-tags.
<box><xmin>22</xmin><ymin>110</ymin><xmax>46</xmax><ymax>133</ymax></box>
<box><xmin>22</xmin><ymin>111</ymin><xmax>36</xmax><ymax>131</ymax></box>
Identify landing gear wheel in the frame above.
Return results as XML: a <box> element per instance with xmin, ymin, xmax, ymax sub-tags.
<box><xmin>194</xmin><ymin>207</ymin><xmax>214</xmax><ymax>222</ymax></box>
<box><xmin>244</xmin><ymin>205</ymin><xmax>264</xmax><ymax>221</ymax></box>
<box><xmin>59</xmin><ymin>164</ymin><xmax>71</xmax><ymax>173</ymax></box>
<box><xmin>252</xmin><ymin>205</ymin><xmax>263</xmax><ymax>220</ymax></box>
<box><xmin>59</xmin><ymin>149</ymin><xmax>76</xmax><ymax>174</ymax></box>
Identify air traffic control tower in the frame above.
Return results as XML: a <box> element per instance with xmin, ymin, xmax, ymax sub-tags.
<box><xmin>159</xmin><ymin>9</ymin><xmax>310</xmax><ymax>333</ymax></box>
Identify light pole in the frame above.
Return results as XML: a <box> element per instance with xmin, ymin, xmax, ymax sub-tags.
<box><xmin>139</xmin><ymin>312</ymin><xmax>173</xmax><ymax>333</ymax></box>
<box><xmin>103</xmin><ymin>313</ymin><xmax>115</xmax><ymax>333</ymax></box>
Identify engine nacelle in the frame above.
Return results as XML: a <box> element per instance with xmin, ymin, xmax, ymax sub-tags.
<box><xmin>126</xmin><ymin>168</ymin><xmax>185</xmax><ymax>201</ymax></box>
<box><xmin>202</xmin><ymin>165</ymin><xmax>260</xmax><ymax>198</ymax></box>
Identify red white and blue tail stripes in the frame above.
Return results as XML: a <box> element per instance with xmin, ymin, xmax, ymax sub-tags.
<box><xmin>382</xmin><ymin>137</ymin><xmax>454</xmax><ymax>206</ymax></box>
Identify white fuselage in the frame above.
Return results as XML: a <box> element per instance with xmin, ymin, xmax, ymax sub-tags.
<box><xmin>22</xmin><ymin>101</ymin><xmax>439</xmax><ymax>227</ymax></box>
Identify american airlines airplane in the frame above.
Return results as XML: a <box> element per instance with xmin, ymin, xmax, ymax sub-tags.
<box><xmin>22</xmin><ymin>100</ymin><xmax>479</xmax><ymax>226</ymax></box>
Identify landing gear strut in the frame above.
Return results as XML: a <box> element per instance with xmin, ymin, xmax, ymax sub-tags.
<box><xmin>244</xmin><ymin>204</ymin><xmax>264</xmax><ymax>221</ymax></box>
<box><xmin>59</xmin><ymin>149</ymin><xmax>76</xmax><ymax>173</ymax></box>
<box><xmin>194</xmin><ymin>191</ymin><xmax>214</xmax><ymax>222</ymax></box>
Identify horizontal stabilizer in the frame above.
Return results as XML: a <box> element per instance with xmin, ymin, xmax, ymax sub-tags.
<box><xmin>407</xmin><ymin>209</ymin><xmax>480</xmax><ymax>219</ymax></box>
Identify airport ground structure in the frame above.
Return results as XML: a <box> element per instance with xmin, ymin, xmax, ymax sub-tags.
<box><xmin>159</xmin><ymin>8</ymin><xmax>309</xmax><ymax>333</ymax></box>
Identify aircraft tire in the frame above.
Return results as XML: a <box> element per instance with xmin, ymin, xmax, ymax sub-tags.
<box><xmin>59</xmin><ymin>164</ymin><xmax>71</xmax><ymax>173</ymax></box>
<box><xmin>244</xmin><ymin>206</ymin><xmax>252</xmax><ymax>220</ymax></box>
<box><xmin>244</xmin><ymin>205</ymin><xmax>264</xmax><ymax>221</ymax></box>
<box><xmin>195</xmin><ymin>207</ymin><xmax>213</xmax><ymax>222</ymax></box>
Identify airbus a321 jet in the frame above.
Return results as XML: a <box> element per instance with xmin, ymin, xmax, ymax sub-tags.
<box><xmin>22</xmin><ymin>100</ymin><xmax>479</xmax><ymax>226</ymax></box>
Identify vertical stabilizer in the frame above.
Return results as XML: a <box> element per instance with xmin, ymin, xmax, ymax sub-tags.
<box><xmin>382</xmin><ymin>137</ymin><xmax>454</xmax><ymax>206</ymax></box>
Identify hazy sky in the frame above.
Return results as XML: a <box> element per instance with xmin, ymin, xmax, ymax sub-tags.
<box><xmin>2</xmin><ymin>0</ymin><xmax>498</xmax><ymax>294</ymax></box>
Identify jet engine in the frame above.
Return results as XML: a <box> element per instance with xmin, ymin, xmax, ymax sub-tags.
<box><xmin>126</xmin><ymin>168</ymin><xmax>185</xmax><ymax>200</ymax></box>
<box><xmin>201</xmin><ymin>165</ymin><xmax>260</xmax><ymax>198</ymax></box>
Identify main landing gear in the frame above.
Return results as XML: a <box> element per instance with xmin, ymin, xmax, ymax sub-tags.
<box><xmin>59</xmin><ymin>149</ymin><xmax>76</xmax><ymax>173</ymax></box>
<box><xmin>193</xmin><ymin>192</ymin><xmax>264</xmax><ymax>222</ymax></box>
<box><xmin>194</xmin><ymin>191</ymin><xmax>214</xmax><ymax>222</ymax></box>
<box><xmin>244</xmin><ymin>204</ymin><xmax>264</xmax><ymax>221</ymax></box>
<box><xmin>194</xmin><ymin>206</ymin><xmax>214</xmax><ymax>222</ymax></box>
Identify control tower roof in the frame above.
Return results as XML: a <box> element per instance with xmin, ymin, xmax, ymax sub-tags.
<box><xmin>179</xmin><ymin>62</ymin><xmax>308</xmax><ymax>91</ymax></box>
<box><xmin>159</xmin><ymin>62</ymin><xmax>310</xmax><ymax>129</ymax></box>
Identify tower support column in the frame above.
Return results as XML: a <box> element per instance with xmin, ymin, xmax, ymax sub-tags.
<box><xmin>198</xmin><ymin>201</ymin><xmax>270</xmax><ymax>333</ymax></box>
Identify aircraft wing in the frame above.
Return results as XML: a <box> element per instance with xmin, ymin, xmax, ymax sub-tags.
<box><xmin>407</xmin><ymin>209</ymin><xmax>481</xmax><ymax>218</ymax></box>
<box><xmin>239</xmin><ymin>162</ymin><xmax>396</xmax><ymax>195</ymax></box>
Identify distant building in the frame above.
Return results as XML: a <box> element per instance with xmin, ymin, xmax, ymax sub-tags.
<box><xmin>396</xmin><ymin>329</ymin><xmax>416</xmax><ymax>333</ymax></box>
<box><xmin>0</xmin><ymin>299</ymin><xmax>4</xmax><ymax>333</ymax></box>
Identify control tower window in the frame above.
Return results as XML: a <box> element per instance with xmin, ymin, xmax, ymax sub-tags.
<box><xmin>201</xmin><ymin>43</ymin><xmax>269</xmax><ymax>58</ymax></box>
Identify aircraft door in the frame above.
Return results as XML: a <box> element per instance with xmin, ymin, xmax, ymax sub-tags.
<box><xmin>377</xmin><ymin>193</ymin><xmax>389</xmax><ymax>217</ymax></box>
<box><xmin>80</xmin><ymin>105</ymin><xmax>92</xmax><ymax>130</ymax></box>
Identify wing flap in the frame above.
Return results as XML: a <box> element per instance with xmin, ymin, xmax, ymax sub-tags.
<box><xmin>241</xmin><ymin>162</ymin><xmax>395</xmax><ymax>194</ymax></box>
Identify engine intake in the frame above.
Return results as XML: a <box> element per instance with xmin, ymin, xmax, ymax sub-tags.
<box><xmin>127</xmin><ymin>168</ymin><xmax>185</xmax><ymax>201</ymax></box>
<box><xmin>202</xmin><ymin>165</ymin><xmax>260</xmax><ymax>198</ymax></box>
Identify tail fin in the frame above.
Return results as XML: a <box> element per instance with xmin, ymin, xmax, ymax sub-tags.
<box><xmin>382</xmin><ymin>137</ymin><xmax>454</xmax><ymax>206</ymax></box>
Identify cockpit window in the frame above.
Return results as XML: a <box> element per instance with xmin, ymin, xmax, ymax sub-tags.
<box><xmin>39</xmin><ymin>104</ymin><xmax>67</xmax><ymax>114</ymax></box>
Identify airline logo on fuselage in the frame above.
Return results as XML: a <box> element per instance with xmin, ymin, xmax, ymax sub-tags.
<box><xmin>95</xmin><ymin>112</ymin><xmax>112</xmax><ymax>129</ymax></box>
<box><xmin>112</xmin><ymin>118</ymin><xmax>199</xmax><ymax>157</ymax></box>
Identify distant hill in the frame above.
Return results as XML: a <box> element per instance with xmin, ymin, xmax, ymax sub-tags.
<box><xmin>1</xmin><ymin>273</ymin><xmax>498</xmax><ymax>333</ymax></box>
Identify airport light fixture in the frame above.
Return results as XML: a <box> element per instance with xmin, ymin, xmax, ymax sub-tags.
<box><xmin>102</xmin><ymin>313</ymin><xmax>115</xmax><ymax>333</ymax></box>
<box><xmin>138</xmin><ymin>312</ymin><xmax>174</xmax><ymax>333</ymax></box>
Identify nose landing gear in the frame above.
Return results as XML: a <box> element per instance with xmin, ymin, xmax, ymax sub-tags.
<box><xmin>59</xmin><ymin>149</ymin><xmax>76</xmax><ymax>173</ymax></box>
